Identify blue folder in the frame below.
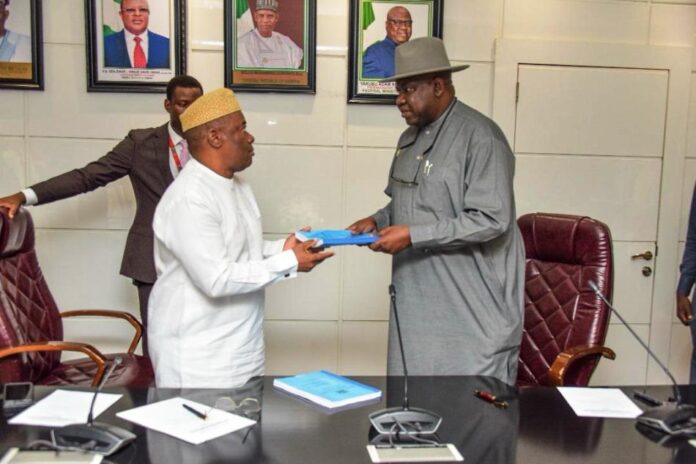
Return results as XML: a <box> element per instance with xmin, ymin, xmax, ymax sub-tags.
<box><xmin>295</xmin><ymin>229</ymin><xmax>377</xmax><ymax>247</ymax></box>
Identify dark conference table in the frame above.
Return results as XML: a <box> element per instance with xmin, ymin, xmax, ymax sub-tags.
<box><xmin>1</xmin><ymin>376</ymin><xmax>695</xmax><ymax>463</ymax></box>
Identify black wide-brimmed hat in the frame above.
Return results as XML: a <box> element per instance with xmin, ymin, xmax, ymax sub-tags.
<box><xmin>382</xmin><ymin>37</ymin><xmax>469</xmax><ymax>82</ymax></box>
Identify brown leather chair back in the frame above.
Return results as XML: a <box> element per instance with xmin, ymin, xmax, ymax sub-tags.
<box><xmin>0</xmin><ymin>209</ymin><xmax>63</xmax><ymax>383</ymax></box>
<box><xmin>516</xmin><ymin>212</ymin><xmax>613</xmax><ymax>386</ymax></box>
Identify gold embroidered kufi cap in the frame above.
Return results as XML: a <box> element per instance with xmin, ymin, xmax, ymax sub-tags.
<box><xmin>180</xmin><ymin>88</ymin><xmax>241</xmax><ymax>133</ymax></box>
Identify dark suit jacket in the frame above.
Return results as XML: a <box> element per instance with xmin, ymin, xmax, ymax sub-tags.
<box><xmin>104</xmin><ymin>30</ymin><xmax>170</xmax><ymax>69</ymax></box>
<box><xmin>31</xmin><ymin>124</ymin><xmax>174</xmax><ymax>284</ymax></box>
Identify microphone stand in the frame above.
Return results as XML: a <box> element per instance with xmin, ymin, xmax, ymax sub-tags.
<box><xmin>51</xmin><ymin>357</ymin><xmax>136</xmax><ymax>455</ymax></box>
<box><xmin>368</xmin><ymin>285</ymin><xmax>442</xmax><ymax>437</ymax></box>
<box><xmin>588</xmin><ymin>280</ymin><xmax>696</xmax><ymax>435</ymax></box>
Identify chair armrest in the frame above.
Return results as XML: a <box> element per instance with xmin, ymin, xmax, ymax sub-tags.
<box><xmin>60</xmin><ymin>309</ymin><xmax>143</xmax><ymax>354</ymax></box>
<box><xmin>0</xmin><ymin>341</ymin><xmax>107</xmax><ymax>387</ymax></box>
<box><xmin>548</xmin><ymin>344</ymin><xmax>616</xmax><ymax>386</ymax></box>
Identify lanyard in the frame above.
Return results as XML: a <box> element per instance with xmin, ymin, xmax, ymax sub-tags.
<box><xmin>167</xmin><ymin>136</ymin><xmax>184</xmax><ymax>172</ymax></box>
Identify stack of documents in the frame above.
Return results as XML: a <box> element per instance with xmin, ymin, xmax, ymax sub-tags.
<box><xmin>274</xmin><ymin>370</ymin><xmax>382</xmax><ymax>409</ymax></box>
<box><xmin>116</xmin><ymin>397</ymin><xmax>255</xmax><ymax>445</ymax></box>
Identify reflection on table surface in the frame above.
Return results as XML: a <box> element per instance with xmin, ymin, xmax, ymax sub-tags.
<box><xmin>1</xmin><ymin>377</ymin><xmax>695</xmax><ymax>464</ymax></box>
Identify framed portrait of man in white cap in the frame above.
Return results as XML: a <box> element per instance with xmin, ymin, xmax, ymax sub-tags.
<box><xmin>85</xmin><ymin>0</ymin><xmax>187</xmax><ymax>93</ymax></box>
<box><xmin>0</xmin><ymin>0</ymin><xmax>43</xmax><ymax>90</ymax></box>
<box><xmin>348</xmin><ymin>0</ymin><xmax>443</xmax><ymax>104</ymax></box>
<box><xmin>224</xmin><ymin>0</ymin><xmax>316</xmax><ymax>93</ymax></box>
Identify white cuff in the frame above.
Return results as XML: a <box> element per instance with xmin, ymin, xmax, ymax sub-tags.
<box><xmin>21</xmin><ymin>188</ymin><xmax>38</xmax><ymax>206</ymax></box>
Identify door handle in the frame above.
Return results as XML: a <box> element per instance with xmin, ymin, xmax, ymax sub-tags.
<box><xmin>631</xmin><ymin>251</ymin><xmax>653</xmax><ymax>261</ymax></box>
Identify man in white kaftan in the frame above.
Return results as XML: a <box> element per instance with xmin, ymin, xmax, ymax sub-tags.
<box><xmin>236</xmin><ymin>0</ymin><xmax>303</xmax><ymax>69</ymax></box>
<box><xmin>148</xmin><ymin>88</ymin><xmax>331</xmax><ymax>388</ymax></box>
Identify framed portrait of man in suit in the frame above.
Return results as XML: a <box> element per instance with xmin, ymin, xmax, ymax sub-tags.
<box><xmin>0</xmin><ymin>0</ymin><xmax>43</xmax><ymax>90</ymax></box>
<box><xmin>224</xmin><ymin>0</ymin><xmax>316</xmax><ymax>93</ymax></box>
<box><xmin>85</xmin><ymin>0</ymin><xmax>186</xmax><ymax>93</ymax></box>
<box><xmin>348</xmin><ymin>0</ymin><xmax>443</xmax><ymax>104</ymax></box>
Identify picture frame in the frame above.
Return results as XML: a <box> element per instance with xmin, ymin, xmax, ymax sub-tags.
<box><xmin>0</xmin><ymin>0</ymin><xmax>43</xmax><ymax>91</ymax></box>
<box><xmin>348</xmin><ymin>0</ymin><xmax>443</xmax><ymax>104</ymax></box>
<box><xmin>224</xmin><ymin>0</ymin><xmax>316</xmax><ymax>94</ymax></box>
<box><xmin>85</xmin><ymin>0</ymin><xmax>186</xmax><ymax>93</ymax></box>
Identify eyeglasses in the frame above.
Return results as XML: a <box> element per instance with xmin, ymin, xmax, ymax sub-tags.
<box><xmin>389</xmin><ymin>151</ymin><xmax>428</xmax><ymax>187</ymax></box>
<box><xmin>388</xmin><ymin>100</ymin><xmax>457</xmax><ymax>187</ymax></box>
<box><xmin>122</xmin><ymin>7</ymin><xmax>150</xmax><ymax>14</ymax></box>
<box><xmin>387</xmin><ymin>18</ymin><xmax>413</xmax><ymax>27</ymax></box>
<box><xmin>211</xmin><ymin>396</ymin><xmax>261</xmax><ymax>417</ymax></box>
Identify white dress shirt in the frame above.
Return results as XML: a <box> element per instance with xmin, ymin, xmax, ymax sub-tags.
<box><xmin>148</xmin><ymin>157</ymin><xmax>298</xmax><ymax>388</ymax></box>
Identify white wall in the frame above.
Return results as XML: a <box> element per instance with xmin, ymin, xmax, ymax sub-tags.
<box><xmin>2</xmin><ymin>0</ymin><xmax>695</xmax><ymax>383</ymax></box>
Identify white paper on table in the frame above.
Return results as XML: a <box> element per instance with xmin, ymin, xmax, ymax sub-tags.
<box><xmin>558</xmin><ymin>387</ymin><xmax>643</xmax><ymax>418</ymax></box>
<box><xmin>8</xmin><ymin>389</ymin><xmax>122</xmax><ymax>427</ymax></box>
<box><xmin>116</xmin><ymin>397</ymin><xmax>256</xmax><ymax>445</ymax></box>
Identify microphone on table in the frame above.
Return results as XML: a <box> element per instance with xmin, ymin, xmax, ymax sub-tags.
<box><xmin>368</xmin><ymin>284</ymin><xmax>442</xmax><ymax>437</ymax></box>
<box><xmin>588</xmin><ymin>280</ymin><xmax>696</xmax><ymax>435</ymax></box>
<box><xmin>51</xmin><ymin>356</ymin><xmax>136</xmax><ymax>456</ymax></box>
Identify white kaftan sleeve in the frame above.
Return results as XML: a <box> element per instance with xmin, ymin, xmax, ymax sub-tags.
<box><xmin>158</xmin><ymin>197</ymin><xmax>298</xmax><ymax>298</ymax></box>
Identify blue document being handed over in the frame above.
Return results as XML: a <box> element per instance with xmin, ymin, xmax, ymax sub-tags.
<box><xmin>273</xmin><ymin>370</ymin><xmax>382</xmax><ymax>409</ymax></box>
<box><xmin>295</xmin><ymin>229</ymin><xmax>377</xmax><ymax>247</ymax></box>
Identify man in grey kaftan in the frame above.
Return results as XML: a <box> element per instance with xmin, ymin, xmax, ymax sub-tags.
<box><xmin>349</xmin><ymin>37</ymin><xmax>524</xmax><ymax>385</ymax></box>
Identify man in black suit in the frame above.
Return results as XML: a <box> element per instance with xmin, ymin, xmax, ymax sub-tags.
<box><xmin>0</xmin><ymin>75</ymin><xmax>203</xmax><ymax>355</ymax></box>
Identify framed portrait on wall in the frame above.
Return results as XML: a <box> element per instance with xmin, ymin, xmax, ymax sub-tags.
<box><xmin>224</xmin><ymin>0</ymin><xmax>316</xmax><ymax>94</ymax></box>
<box><xmin>85</xmin><ymin>0</ymin><xmax>186</xmax><ymax>93</ymax></box>
<box><xmin>348</xmin><ymin>0</ymin><xmax>443</xmax><ymax>104</ymax></box>
<box><xmin>0</xmin><ymin>0</ymin><xmax>43</xmax><ymax>90</ymax></box>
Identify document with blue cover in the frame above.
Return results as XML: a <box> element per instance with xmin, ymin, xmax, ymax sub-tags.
<box><xmin>295</xmin><ymin>229</ymin><xmax>378</xmax><ymax>247</ymax></box>
<box><xmin>273</xmin><ymin>370</ymin><xmax>381</xmax><ymax>409</ymax></box>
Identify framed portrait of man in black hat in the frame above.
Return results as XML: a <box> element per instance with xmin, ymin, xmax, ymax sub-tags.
<box><xmin>348</xmin><ymin>0</ymin><xmax>443</xmax><ymax>104</ymax></box>
<box><xmin>224</xmin><ymin>0</ymin><xmax>316</xmax><ymax>93</ymax></box>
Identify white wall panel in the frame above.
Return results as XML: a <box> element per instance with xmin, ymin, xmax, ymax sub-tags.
<box><xmin>504</xmin><ymin>0</ymin><xmax>649</xmax><ymax>44</ymax></box>
<box><xmin>43</xmin><ymin>0</ymin><xmax>85</xmax><ymax>45</ymax></box>
<box><xmin>590</xmin><ymin>324</ymin><xmax>650</xmax><ymax>386</ymax></box>
<box><xmin>264</xmin><ymin>234</ymin><xmax>341</xmax><ymax>321</ymax></box>
<box><xmin>265</xmin><ymin>321</ymin><xmax>338</xmax><ymax>374</ymax></box>
<box><xmin>26</xmin><ymin>45</ymin><xmax>166</xmax><ymax>139</ymax></box>
<box><xmin>0</xmin><ymin>137</ymin><xmax>25</xmax><ymax>194</ymax></box>
<box><xmin>34</xmin><ymin>229</ymin><xmax>138</xmax><ymax>314</ymax></box>
<box><xmin>516</xmin><ymin>65</ymin><xmax>668</xmax><ymax>157</ymax></box>
<box><xmin>515</xmin><ymin>155</ymin><xmax>661</xmax><ymax>242</ymax></box>
<box><xmin>0</xmin><ymin>92</ymin><xmax>24</xmax><ymax>136</ymax></box>
<box><xmin>340</xmin><ymin>322</ymin><xmax>388</xmax><ymax>375</ymax></box>
<box><xmin>443</xmin><ymin>0</ymin><xmax>502</xmax><ymax>62</ymax></box>
<box><xmin>344</xmin><ymin>147</ymin><xmax>392</xmax><ymax>222</ymax></box>
<box><xmin>188</xmin><ymin>50</ymin><xmax>225</xmax><ymax>90</ymax></box>
<box><xmin>341</xmin><ymin>246</ymin><xmax>391</xmax><ymax>321</ymax></box>
<box><xmin>243</xmin><ymin>145</ymin><xmax>343</xmax><ymax>233</ymax></box>
<box><xmin>27</xmin><ymin>137</ymin><xmax>135</xmax><ymax>230</ymax></box>
<box><xmin>669</xmin><ymin>322</ymin><xmax>692</xmax><ymax>384</ymax></box>
<box><xmin>236</xmin><ymin>57</ymin><xmax>346</xmax><ymax>147</ymax></box>
<box><xmin>189</xmin><ymin>0</ymin><xmax>224</xmax><ymax>50</ymax></box>
<box><xmin>688</xmin><ymin>76</ymin><xmax>696</xmax><ymax>156</ymax></box>
<box><xmin>316</xmin><ymin>0</ymin><xmax>349</xmax><ymax>54</ymax></box>
<box><xmin>651</xmin><ymin>3</ymin><xmax>696</xmax><ymax>71</ymax></box>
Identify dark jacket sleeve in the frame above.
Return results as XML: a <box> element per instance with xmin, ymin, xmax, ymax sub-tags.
<box><xmin>678</xmin><ymin>182</ymin><xmax>696</xmax><ymax>297</ymax></box>
<box><xmin>30</xmin><ymin>132</ymin><xmax>138</xmax><ymax>204</ymax></box>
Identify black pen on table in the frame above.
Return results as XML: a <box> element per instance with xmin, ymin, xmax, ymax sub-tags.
<box><xmin>182</xmin><ymin>403</ymin><xmax>207</xmax><ymax>420</ymax></box>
